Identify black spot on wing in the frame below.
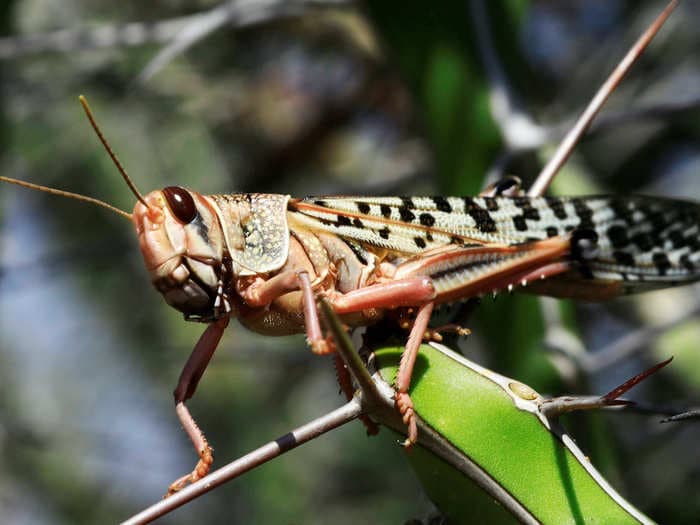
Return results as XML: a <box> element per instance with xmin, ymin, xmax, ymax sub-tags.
<box><xmin>688</xmin><ymin>235</ymin><xmax>700</xmax><ymax>252</ymax></box>
<box><xmin>546</xmin><ymin>226</ymin><xmax>558</xmax><ymax>238</ymax></box>
<box><xmin>630</xmin><ymin>232</ymin><xmax>654</xmax><ymax>252</ymax></box>
<box><xmin>607</xmin><ymin>225</ymin><xmax>629</xmax><ymax>249</ymax></box>
<box><xmin>379</xmin><ymin>226</ymin><xmax>390</xmax><ymax>240</ymax></box>
<box><xmin>414</xmin><ymin>237</ymin><xmax>426</xmax><ymax>249</ymax></box>
<box><xmin>572</xmin><ymin>199</ymin><xmax>595</xmax><ymax>230</ymax></box>
<box><xmin>523</xmin><ymin>207</ymin><xmax>541</xmax><ymax>221</ymax></box>
<box><xmin>356</xmin><ymin>202</ymin><xmax>370</xmax><ymax>214</ymax></box>
<box><xmin>337</xmin><ymin>215</ymin><xmax>352</xmax><ymax>227</ymax></box>
<box><xmin>652</xmin><ymin>252</ymin><xmax>671</xmax><ymax>276</ymax></box>
<box><xmin>609</xmin><ymin>199</ymin><xmax>634</xmax><ymax>225</ymax></box>
<box><xmin>419</xmin><ymin>213</ymin><xmax>436</xmax><ymax>227</ymax></box>
<box><xmin>484</xmin><ymin>198</ymin><xmax>499</xmax><ymax>211</ymax></box>
<box><xmin>613</xmin><ymin>251</ymin><xmax>636</xmax><ymax>267</ymax></box>
<box><xmin>463</xmin><ymin>197</ymin><xmax>497</xmax><ymax>233</ymax></box>
<box><xmin>513</xmin><ymin>197</ymin><xmax>541</xmax><ymax>221</ymax></box>
<box><xmin>546</xmin><ymin>197</ymin><xmax>568</xmax><ymax>220</ymax></box>
<box><xmin>513</xmin><ymin>215</ymin><xmax>528</xmax><ymax>232</ymax></box>
<box><xmin>380</xmin><ymin>204</ymin><xmax>392</xmax><ymax>218</ymax></box>
<box><xmin>399</xmin><ymin>206</ymin><xmax>416</xmax><ymax>223</ymax></box>
<box><xmin>667</xmin><ymin>229</ymin><xmax>686</xmax><ymax>250</ymax></box>
<box><xmin>431</xmin><ymin>196</ymin><xmax>452</xmax><ymax>213</ymax></box>
<box><xmin>352</xmin><ymin>218</ymin><xmax>364</xmax><ymax>229</ymax></box>
<box><xmin>646</xmin><ymin>210</ymin><xmax>671</xmax><ymax>232</ymax></box>
<box><xmin>401</xmin><ymin>197</ymin><xmax>416</xmax><ymax>209</ymax></box>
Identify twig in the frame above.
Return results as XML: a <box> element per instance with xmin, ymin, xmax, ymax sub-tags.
<box><xmin>136</xmin><ymin>2</ymin><xmax>238</xmax><ymax>84</ymax></box>
<box><xmin>661</xmin><ymin>409</ymin><xmax>700</xmax><ymax>423</ymax></box>
<box><xmin>137</xmin><ymin>0</ymin><xmax>352</xmax><ymax>83</ymax></box>
<box><xmin>528</xmin><ymin>0</ymin><xmax>678</xmax><ymax>197</ymax></box>
<box><xmin>521</xmin><ymin>1</ymin><xmax>679</xmax><ymax>388</ymax></box>
<box><xmin>539</xmin><ymin>357</ymin><xmax>674</xmax><ymax>418</ymax></box>
<box><xmin>0</xmin><ymin>0</ymin><xmax>351</xmax><ymax>61</ymax></box>
<box><xmin>0</xmin><ymin>18</ymin><xmax>190</xmax><ymax>59</ymax></box>
<box><xmin>121</xmin><ymin>297</ymin><xmax>392</xmax><ymax>525</ymax></box>
<box><xmin>121</xmin><ymin>398</ymin><xmax>362</xmax><ymax>524</ymax></box>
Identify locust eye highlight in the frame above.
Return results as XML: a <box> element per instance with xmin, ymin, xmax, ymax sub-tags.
<box><xmin>163</xmin><ymin>186</ymin><xmax>197</xmax><ymax>224</ymax></box>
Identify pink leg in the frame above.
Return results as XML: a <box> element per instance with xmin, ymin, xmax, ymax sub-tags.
<box><xmin>322</xmin><ymin>278</ymin><xmax>439</xmax><ymax>445</ymax></box>
<box><xmin>241</xmin><ymin>270</ymin><xmax>331</xmax><ymax>354</ymax></box>
<box><xmin>328</xmin><ymin>277</ymin><xmax>436</xmax><ymax>313</ymax></box>
<box><xmin>394</xmin><ymin>301</ymin><xmax>434</xmax><ymax>447</ymax></box>
<box><xmin>245</xmin><ymin>272</ymin><xmax>439</xmax><ymax>445</ymax></box>
<box><xmin>168</xmin><ymin>317</ymin><xmax>229</xmax><ymax>496</ymax></box>
<box><xmin>324</xmin><ymin>241</ymin><xmax>570</xmax><ymax>446</ymax></box>
<box><xmin>240</xmin><ymin>271</ymin><xmax>302</xmax><ymax>307</ymax></box>
<box><xmin>297</xmin><ymin>271</ymin><xmax>331</xmax><ymax>355</ymax></box>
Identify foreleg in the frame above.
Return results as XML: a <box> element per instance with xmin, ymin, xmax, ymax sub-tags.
<box><xmin>167</xmin><ymin>317</ymin><xmax>229</xmax><ymax>496</ymax></box>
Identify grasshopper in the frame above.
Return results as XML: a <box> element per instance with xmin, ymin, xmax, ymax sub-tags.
<box><xmin>3</xmin><ymin>98</ymin><xmax>699</xmax><ymax>495</ymax></box>
<box><xmin>1</xmin><ymin>1</ymin><xmax>693</xmax><ymax>497</ymax></box>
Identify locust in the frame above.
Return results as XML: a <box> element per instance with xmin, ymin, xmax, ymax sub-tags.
<box><xmin>3</xmin><ymin>98</ymin><xmax>700</xmax><ymax>495</ymax></box>
<box><xmin>1</xmin><ymin>1</ymin><xmax>692</xmax><ymax>498</ymax></box>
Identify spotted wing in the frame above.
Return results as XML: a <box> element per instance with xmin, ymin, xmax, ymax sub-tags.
<box><xmin>289</xmin><ymin>195</ymin><xmax>547</xmax><ymax>255</ymax></box>
<box><xmin>288</xmin><ymin>195</ymin><xmax>700</xmax><ymax>287</ymax></box>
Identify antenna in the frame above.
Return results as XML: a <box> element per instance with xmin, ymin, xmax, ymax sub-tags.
<box><xmin>0</xmin><ymin>175</ymin><xmax>133</xmax><ymax>220</ymax></box>
<box><xmin>78</xmin><ymin>95</ymin><xmax>151</xmax><ymax>210</ymax></box>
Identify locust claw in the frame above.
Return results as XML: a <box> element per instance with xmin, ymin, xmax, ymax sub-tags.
<box><xmin>165</xmin><ymin>444</ymin><xmax>214</xmax><ymax>497</ymax></box>
<box><xmin>310</xmin><ymin>336</ymin><xmax>334</xmax><ymax>355</ymax></box>
<box><xmin>424</xmin><ymin>324</ymin><xmax>471</xmax><ymax>342</ymax></box>
<box><xmin>395</xmin><ymin>392</ymin><xmax>417</xmax><ymax>448</ymax></box>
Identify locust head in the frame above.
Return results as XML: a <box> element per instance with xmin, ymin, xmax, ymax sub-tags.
<box><xmin>133</xmin><ymin>186</ymin><xmax>228</xmax><ymax>321</ymax></box>
<box><xmin>0</xmin><ymin>97</ymin><xmax>291</xmax><ymax>323</ymax></box>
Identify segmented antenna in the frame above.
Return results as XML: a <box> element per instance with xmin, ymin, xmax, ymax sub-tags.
<box><xmin>78</xmin><ymin>95</ymin><xmax>150</xmax><ymax>210</ymax></box>
<box><xmin>0</xmin><ymin>95</ymin><xmax>154</xmax><ymax>221</ymax></box>
<box><xmin>0</xmin><ymin>175</ymin><xmax>133</xmax><ymax>220</ymax></box>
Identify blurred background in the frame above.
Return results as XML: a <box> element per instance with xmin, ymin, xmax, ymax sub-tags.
<box><xmin>0</xmin><ymin>1</ymin><xmax>699</xmax><ymax>523</ymax></box>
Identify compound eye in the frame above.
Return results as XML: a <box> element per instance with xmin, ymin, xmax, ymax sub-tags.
<box><xmin>163</xmin><ymin>186</ymin><xmax>197</xmax><ymax>224</ymax></box>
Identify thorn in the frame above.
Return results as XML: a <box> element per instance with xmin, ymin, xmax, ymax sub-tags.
<box><xmin>540</xmin><ymin>395</ymin><xmax>633</xmax><ymax>418</ymax></box>
<box><xmin>603</xmin><ymin>356</ymin><xmax>673</xmax><ymax>402</ymax></box>
<box><xmin>521</xmin><ymin>279</ymin><xmax>528</xmax><ymax>287</ymax></box>
<box><xmin>507</xmin><ymin>284</ymin><xmax>514</xmax><ymax>293</ymax></box>
<box><xmin>492</xmin><ymin>291</ymin><xmax>498</xmax><ymax>300</ymax></box>
<box><xmin>540</xmin><ymin>357</ymin><xmax>674</xmax><ymax>418</ymax></box>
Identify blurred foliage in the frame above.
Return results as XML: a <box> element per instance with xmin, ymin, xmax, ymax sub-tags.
<box><xmin>0</xmin><ymin>1</ymin><xmax>698</xmax><ymax>523</ymax></box>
